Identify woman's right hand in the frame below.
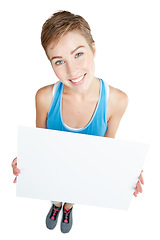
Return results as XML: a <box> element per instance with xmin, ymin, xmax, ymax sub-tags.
<box><xmin>12</xmin><ymin>157</ymin><xmax>21</xmax><ymax>183</ymax></box>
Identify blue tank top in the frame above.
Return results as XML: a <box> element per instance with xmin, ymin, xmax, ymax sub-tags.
<box><xmin>47</xmin><ymin>78</ymin><xmax>107</xmax><ymax>137</ymax></box>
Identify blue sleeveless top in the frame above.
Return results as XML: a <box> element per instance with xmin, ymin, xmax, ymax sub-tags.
<box><xmin>47</xmin><ymin>78</ymin><xmax>107</xmax><ymax>137</ymax></box>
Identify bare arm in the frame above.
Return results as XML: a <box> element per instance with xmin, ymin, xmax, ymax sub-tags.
<box><xmin>104</xmin><ymin>86</ymin><xmax>128</xmax><ymax>138</ymax></box>
<box><xmin>36</xmin><ymin>88</ymin><xmax>48</xmax><ymax>128</ymax></box>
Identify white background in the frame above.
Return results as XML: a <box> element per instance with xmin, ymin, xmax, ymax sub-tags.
<box><xmin>0</xmin><ymin>0</ymin><xmax>160</xmax><ymax>239</ymax></box>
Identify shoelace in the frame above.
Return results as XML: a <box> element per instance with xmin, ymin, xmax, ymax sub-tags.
<box><xmin>51</xmin><ymin>207</ymin><xmax>60</xmax><ymax>220</ymax></box>
<box><xmin>63</xmin><ymin>209</ymin><xmax>71</xmax><ymax>223</ymax></box>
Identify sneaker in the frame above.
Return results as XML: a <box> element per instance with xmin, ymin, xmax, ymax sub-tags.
<box><xmin>46</xmin><ymin>204</ymin><xmax>62</xmax><ymax>230</ymax></box>
<box><xmin>61</xmin><ymin>204</ymin><xmax>73</xmax><ymax>233</ymax></box>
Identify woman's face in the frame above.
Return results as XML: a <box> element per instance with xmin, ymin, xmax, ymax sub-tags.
<box><xmin>46</xmin><ymin>30</ymin><xmax>96</xmax><ymax>94</ymax></box>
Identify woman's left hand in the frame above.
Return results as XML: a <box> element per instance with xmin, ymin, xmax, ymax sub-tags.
<box><xmin>133</xmin><ymin>170</ymin><xmax>144</xmax><ymax>197</ymax></box>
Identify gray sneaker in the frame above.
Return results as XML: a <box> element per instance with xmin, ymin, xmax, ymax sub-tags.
<box><xmin>46</xmin><ymin>204</ymin><xmax>62</xmax><ymax>230</ymax></box>
<box><xmin>61</xmin><ymin>204</ymin><xmax>73</xmax><ymax>233</ymax></box>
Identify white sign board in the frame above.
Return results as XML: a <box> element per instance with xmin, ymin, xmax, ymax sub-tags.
<box><xmin>17</xmin><ymin>126</ymin><xmax>149</xmax><ymax>210</ymax></box>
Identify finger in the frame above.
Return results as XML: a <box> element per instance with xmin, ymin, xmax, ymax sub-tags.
<box><xmin>12</xmin><ymin>157</ymin><xmax>17</xmax><ymax>167</ymax></box>
<box><xmin>13</xmin><ymin>176</ymin><xmax>17</xmax><ymax>183</ymax></box>
<box><xmin>133</xmin><ymin>185</ymin><xmax>139</xmax><ymax>196</ymax></box>
<box><xmin>133</xmin><ymin>191</ymin><xmax>138</xmax><ymax>197</ymax></box>
<box><xmin>134</xmin><ymin>186</ymin><xmax>139</xmax><ymax>195</ymax></box>
<box><xmin>134</xmin><ymin>181</ymin><xmax>141</xmax><ymax>195</ymax></box>
<box><xmin>13</xmin><ymin>168</ymin><xmax>19</xmax><ymax>175</ymax></box>
<box><xmin>139</xmin><ymin>173</ymin><xmax>144</xmax><ymax>185</ymax></box>
<box><xmin>13</xmin><ymin>166</ymin><xmax>21</xmax><ymax>175</ymax></box>
<box><xmin>15</xmin><ymin>168</ymin><xmax>21</xmax><ymax>174</ymax></box>
<box><xmin>137</xmin><ymin>180</ymin><xmax>143</xmax><ymax>193</ymax></box>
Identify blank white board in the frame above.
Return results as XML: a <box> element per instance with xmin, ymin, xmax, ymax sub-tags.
<box><xmin>16</xmin><ymin>126</ymin><xmax>149</xmax><ymax>210</ymax></box>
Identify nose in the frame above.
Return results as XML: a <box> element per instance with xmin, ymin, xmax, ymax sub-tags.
<box><xmin>66</xmin><ymin>61</ymin><xmax>78</xmax><ymax>78</ymax></box>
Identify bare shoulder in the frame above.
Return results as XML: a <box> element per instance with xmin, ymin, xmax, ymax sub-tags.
<box><xmin>107</xmin><ymin>85</ymin><xmax>129</xmax><ymax>119</ymax></box>
<box><xmin>36</xmin><ymin>84</ymin><xmax>54</xmax><ymax>102</ymax></box>
<box><xmin>109</xmin><ymin>85</ymin><xmax>128</xmax><ymax>106</ymax></box>
<box><xmin>35</xmin><ymin>84</ymin><xmax>54</xmax><ymax>112</ymax></box>
<box><xmin>36</xmin><ymin>84</ymin><xmax>54</xmax><ymax>99</ymax></box>
<box><xmin>105</xmin><ymin>85</ymin><xmax>128</xmax><ymax>138</ymax></box>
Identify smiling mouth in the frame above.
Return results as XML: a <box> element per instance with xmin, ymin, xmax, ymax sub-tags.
<box><xmin>69</xmin><ymin>74</ymin><xmax>86</xmax><ymax>84</ymax></box>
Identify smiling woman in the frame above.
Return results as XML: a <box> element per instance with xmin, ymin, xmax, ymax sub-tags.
<box><xmin>11</xmin><ymin>10</ymin><xmax>144</xmax><ymax>234</ymax></box>
<box><xmin>46</xmin><ymin>30</ymin><xmax>96</xmax><ymax>93</ymax></box>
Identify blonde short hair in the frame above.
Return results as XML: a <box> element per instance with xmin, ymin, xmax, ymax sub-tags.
<box><xmin>41</xmin><ymin>10</ymin><xmax>94</xmax><ymax>57</ymax></box>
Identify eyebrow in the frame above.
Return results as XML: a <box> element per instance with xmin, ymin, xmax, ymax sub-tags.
<box><xmin>50</xmin><ymin>46</ymin><xmax>85</xmax><ymax>61</ymax></box>
<box><xmin>71</xmin><ymin>45</ymin><xmax>85</xmax><ymax>54</ymax></box>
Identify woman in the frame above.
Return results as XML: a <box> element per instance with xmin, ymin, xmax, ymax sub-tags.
<box><xmin>12</xmin><ymin>10</ymin><xmax>144</xmax><ymax>234</ymax></box>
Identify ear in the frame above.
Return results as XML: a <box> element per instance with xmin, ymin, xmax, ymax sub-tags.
<box><xmin>91</xmin><ymin>42</ymin><xmax>96</xmax><ymax>56</ymax></box>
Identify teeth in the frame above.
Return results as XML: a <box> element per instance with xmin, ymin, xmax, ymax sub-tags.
<box><xmin>70</xmin><ymin>75</ymin><xmax>84</xmax><ymax>83</ymax></box>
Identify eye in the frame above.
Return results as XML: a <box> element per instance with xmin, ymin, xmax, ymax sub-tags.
<box><xmin>55</xmin><ymin>60</ymin><xmax>64</xmax><ymax>66</ymax></box>
<box><xmin>75</xmin><ymin>52</ymin><xmax>83</xmax><ymax>58</ymax></box>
